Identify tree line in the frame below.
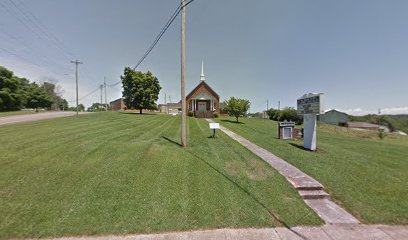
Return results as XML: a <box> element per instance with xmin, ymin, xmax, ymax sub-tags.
<box><xmin>0</xmin><ymin>66</ymin><xmax>69</xmax><ymax>112</ymax></box>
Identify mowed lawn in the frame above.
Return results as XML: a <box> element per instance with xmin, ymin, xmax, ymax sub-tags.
<box><xmin>217</xmin><ymin>117</ymin><xmax>408</xmax><ymax>225</ymax></box>
<box><xmin>0</xmin><ymin>113</ymin><xmax>321</xmax><ymax>239</ymax></box>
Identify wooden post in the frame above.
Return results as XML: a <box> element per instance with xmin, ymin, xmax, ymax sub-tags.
<box><xmin>181</xmin><ymin>0</ymin><xmax>187</xmax><ymax>147</ymax></box>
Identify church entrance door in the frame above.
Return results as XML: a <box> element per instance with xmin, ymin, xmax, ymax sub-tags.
<box><xmin>198</xmin><ymin>102</ymin><xmax>206</xmax><ymax>112</ymax></box>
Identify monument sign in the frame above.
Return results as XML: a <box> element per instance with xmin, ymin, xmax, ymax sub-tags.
<box><xmin>297</xmin><ymin>93</ymin><xmax>325</xmax><ymax>151</ymax></box>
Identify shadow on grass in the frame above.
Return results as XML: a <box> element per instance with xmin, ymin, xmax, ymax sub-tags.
<box><xmin>289</xmin><ymin>142</ymin><xmax>323</xmax><ymax>153</ymax></box>
<box><xmin>119</xmin><ymin>112</ymin><xmax>158</xmax><ymax>115</ymax></box>
<box><xmin>161</xmin><ymin>136</ymin><xmax>182</xmax><ymax>147</ymax></box>
<box><xmin>221</xmin><ymin>119</ymin><xmax>245</xmax><ymax>124</ymax></box>
<box><xmin>184</xmin><ymin>150</ymin><xmax>307</xmax><ymax>239</ymax></box>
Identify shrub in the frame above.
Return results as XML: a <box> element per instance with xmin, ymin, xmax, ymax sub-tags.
<box><xmin>188</xmin><ymin>111</ymin><xmax>194</xmax><ymax>117</ymax></box>
<box><xmin>213</xmin><ymin>112</ymin><xmax>219</xmax><ymax>118</ymax></box>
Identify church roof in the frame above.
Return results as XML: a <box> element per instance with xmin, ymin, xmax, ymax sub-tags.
<box><xmin>186</xmin><ymin>81</ymin><xmax>219</xmax><ymax>100</ymax></box>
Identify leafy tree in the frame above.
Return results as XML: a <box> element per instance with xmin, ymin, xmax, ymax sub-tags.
<box><xmin>278</xmin><ymin>107</ymin><xmax>303</xmax><ymax>125</ymax></box>
<box><xmin>41</xmin><ymin>81</ymin><xmax>68</xmax><ymax>110</ymax></box>
<box><xmin>223</xmin><ymin>97</ymin><xmax>250</xmax><ymax>122</ymax></box>
<box><xmin>26</xmin><ymin>83</ymin><xmax>53</xmax><ymax>112</ymax></box>
<box><xmin>266</xmin><ymin>108</ymin><xmax>279</xmax><ymax>121</ymax></box>
<box><xmin>59</xmin><ymin>99</ymin><xmax>69</xmax><ymax>111</ymax></box>
<box><xmin>87</xmin><ymin>103</ymin><xmax>104</xmax><ymax>112</ymax></box>
<box><xmin>0</xmin><ymin>67</ymin><xmax>31</xmax><ymax>111</ymax></box>
<box><xmin>121</xmin><ymin>67</ymin><xmax>161</xmax><ymax>114</ymax></box>
<box><xmin>78</xmin><ymin>104</ymin><xmax>85</xmax><ymax>112</ymax></box>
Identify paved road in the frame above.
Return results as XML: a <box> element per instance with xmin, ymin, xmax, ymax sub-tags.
<box><xmin>0</xmin><ymin>112</ymin><xmax>89</xmax><ymax>126</ymax></box>
<box><xmin>45</xmin><ymin>225</ymin><xmax>408</xmax><ymax>240</ymax></box>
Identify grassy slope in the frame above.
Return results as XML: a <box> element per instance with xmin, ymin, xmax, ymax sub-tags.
<box><xmin>217</xmin><ymin>117</ymin><xmax>408</xmax><ymax>224</ymax></box>
<box><xmin>0</xmin><ymin>113</ymin><xmax>321</xmax><ymax>239</ymax></box>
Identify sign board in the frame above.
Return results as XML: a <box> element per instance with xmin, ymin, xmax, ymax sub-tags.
<box><xmin>279</xmin><ymin>122</ymin><xmax>295</xmax><ymax>127</ymax></box>
<box><xmin>209</xmin><ymin>123</ymin><xmax>220</xmax><ymax>129</ymax></box>
<box><xmin>297</xmin><ymin>93</ymin><xmax>325</xmax><ymax>115</ymax></box>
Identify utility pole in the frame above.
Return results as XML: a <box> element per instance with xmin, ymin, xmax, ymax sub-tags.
<box><xmin>278</xmin><ymin>101</ymin><xmax>280</xmax><ymax>111</ymax></box>
<box><xmin>181</xmin><ymin>0</ymin><xmax>187</xmax><ymax>147</ymax></box>
<box><xmin>100</xmin><ymin>84</ymin><xmax>103</xmax><ymax>110</ymax></box>
<box><xmin>70</xmin><ymin>60</ymin><xmax>83</xmax><ymax>116</ymax></box>
<box><xmin>104</xmin><ymin>77</ymin><xmax>108</xmax><ymax>112</ymax></box>
<box><xmin>266</xmin><ymin>99</ymin><xmax>269</xmax><ymax>111</ymax></box>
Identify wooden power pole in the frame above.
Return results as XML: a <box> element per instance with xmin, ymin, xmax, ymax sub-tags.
<box><xmin>70</xmin><ymin>60</ymin><xmax>82</xmax><ymax>116</ymax></box>
<box><xmin>181</xmin><ymin>0</ymin><xmax>187</xmax><ymax>147</ymax></box>
<box><xmin>104</xmin><ymin>77</ymin><xmax>108</xmax><ymax>112</ymax></box>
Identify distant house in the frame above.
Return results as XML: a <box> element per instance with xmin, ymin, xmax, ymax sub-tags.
<box><xmin>159</xmin><ymin>102</ymin><xmax>182</xmax><ymax>115</ymax></box>
<box><xmin>346</xmin><ymin>122</ymin><xmax>380</xmax><ymax>130</ymax></box>
<box><xmin>318</xmin><ymin>109</ymin><xmax>348</xmax><ymax>126</ymax></box>
<box><xmin>110</xmin><ymin>98</ymin><xmax>126</xmax><ymax>111</ymax></box>
<box><xmin>186</xmin><ymin>61</ymin><xmax>220</xmax><ymax>118</ymax></box>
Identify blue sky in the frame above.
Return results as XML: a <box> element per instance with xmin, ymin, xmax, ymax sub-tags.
<box><xmin>0</xmin><ymin>0</ymin><xmax>407</xmax><ymax>114</ymax></box>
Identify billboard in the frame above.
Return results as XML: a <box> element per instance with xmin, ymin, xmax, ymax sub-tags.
<box><xmin>297</xmin><ymin>93</ymin><xmax>325</xmax><ymax>115</ymax></box>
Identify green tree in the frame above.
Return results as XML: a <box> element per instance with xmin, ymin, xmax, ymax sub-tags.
<box><xmin>59</xmin><ymin>99</ymin><xmax>69</xmax><ymax>111</ymax></box>
<box><xmin>277</xmin><ymin>107</ymin><xmax>303</xmax><ymax>125</ymax></box>
<box><xmin>87</xmin><ymin>103</ymin><xmax>103</xmax><ymax>112</ymax></box>
<box><xmin>0</xmin><ymin>67</ymin><xmax>31</xmax><ymax>111</ymax></box>
<box><xmin>266</xmin><ymin>108</ymin><xmax>279</xmax><ymax>121</ymax></box>
<box><xmin>224</xmin><ymin>97</ymin><xmax>250</xmax><ymax>122</ymax></box>
<box><xmin>121</xmin><ymin>67</ymin><xmax>161</xmax><ymax>114</ymax></box>
<box><xmin>26</xmin><ymin>83</ymin><xmax>53</xmax><ymax>112</ymax></box>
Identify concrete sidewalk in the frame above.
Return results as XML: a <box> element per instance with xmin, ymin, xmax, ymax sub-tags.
<box><xmin>46</xmin><ymin>225</ymin><xmax>408</xmax><ymax>240</ymax></box>
<box><xmin>0</xmin><ymin>111</ymin><xmax>90</xmax><ymax>126</ymax></box>
<box><xmin>206</xmin><ymin>119</ymin><xmax>359</xmax><ymax>225</ymax></box>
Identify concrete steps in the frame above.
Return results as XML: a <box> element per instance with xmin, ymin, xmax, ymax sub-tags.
<box><xmin>299</xmin><ymin>189</ymin><xmax>330</xmax><ymax>199</ymax></box>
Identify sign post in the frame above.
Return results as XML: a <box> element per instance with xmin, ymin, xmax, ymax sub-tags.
<box><xmin>209</xmin><ymin>122</ymin><xmax>220</xmax><ymax>138</ymax></box>
<box><xmin>297</xmin><ymin>93</ymin><xmax>325</xmax><ymax>151</ymax></box>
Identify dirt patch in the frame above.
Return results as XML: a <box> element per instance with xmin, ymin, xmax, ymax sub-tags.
<box><xmin>226</xmin><ymin>158</ymin><xmax>273</xmax><ymax>181</ymax></box>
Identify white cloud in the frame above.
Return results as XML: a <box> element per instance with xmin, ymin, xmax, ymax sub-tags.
<box><xmin>334</xmin><ymin>107</ymin><xmax>408</xmax><ymax>116</ymax></box>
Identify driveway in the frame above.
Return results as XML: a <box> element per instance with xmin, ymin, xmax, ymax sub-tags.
<box><xmin>0</xmin><ymin>111</ymin><xmax>90</xmax><ymax>126</ymax></box>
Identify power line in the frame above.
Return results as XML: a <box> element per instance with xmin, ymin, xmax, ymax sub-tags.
<box><xmin>67</xmin><ymin>86</ymin><xmax>99</xmax><ymax>103</ymax></box>
<box><xmin>14</xmin><ymin>0</ymin><xmax>76</xmax><ymax>59</ymax></box>
<box><xmin>132</xmin><ymin>2</ymin><xmax>182</xmax><ymax>70</ymax></box>
<box><xmin>0</xmin><ymin>46</ymin><xmax>72</xmax><ymax>78</ymax></box>
<box><xmin>103</xmin><ymin>0</ymin><xmax>196</xmax><ymax>87</ymax></box>
<box><xmin>6</xmin><ymin>0</ymin><xmax>75</xmax><ymax>60</ymax></box>
<box><xmin>133</xmin><ymin>0</ymin><xmax>196</xmax><ymax>70</ymax></box>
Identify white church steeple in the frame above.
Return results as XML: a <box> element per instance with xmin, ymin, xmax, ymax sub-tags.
<box><xmin>200</xmin><ymin>59</ymin><xmax>206</xmax><ymax>81</ymax></box>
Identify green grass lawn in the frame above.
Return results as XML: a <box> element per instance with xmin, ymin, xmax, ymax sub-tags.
<box><xmin>0</xmin><ymin>113</ymin><xmax>321</xmax><ymax>239</ymax></box>
<box><xmin>0</xmin><ymin>110</ymin><xmax>46</xmax><ymax>117</ymax></box>
<box><xmin>216</xmin><ymin>117</ymin><xmax>408</xmax><ymax>225</ymax></box>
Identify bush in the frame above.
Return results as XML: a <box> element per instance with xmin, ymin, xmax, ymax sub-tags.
<box><xmin>188</xmin><ymin>111</ymin><xmax>194</xmax><ymax>117</ymax></box>
<box><xmin>266</xmin><ymin>107</ymin><xmax>303</xmax><ymax>124</ymax></box>
<box><xmin>213</xmin><ymin>112</ymin><xmax>219</xmax><ymax>118</ymax></box>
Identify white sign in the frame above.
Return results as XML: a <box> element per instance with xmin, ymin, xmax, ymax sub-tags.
<box><xmin>279</xmin><ymin>122</ymin><xmax>295</xmax><ymax>127</ymax></box>
<box><xmin>209</xmin><ymin>123</ymin><xmax>220</xmax><ymax>129</ymax></box>
<box><xmin>303</xmin><ymin>114</ymin><xmax>317</xmax><ymax>151</ymax></box>
<box><xmin>297</xmin><ymin>93</ymin><xmax>325</xmax><ymax>115</ymax></box>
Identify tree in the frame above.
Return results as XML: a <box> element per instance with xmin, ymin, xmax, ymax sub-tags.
<box><xmin>59</xmin><ymin>99</ymin><xmax>68</xmax><ymax>111</ymax></box>
<box><xmin>266</xmin><ymin>108</ymin><xmax>279</xmax><ymax>121</ymax></box>
<box><xmin>41</xmin><ymin>81</ymin><xmax>68</xmax><ymax>110</ymax></box>
<box><xmin>26</xmin><ymin>83</ymin><xmax>53</xmax><ymax>112</ymax></box>
<box><xmin>0</xmin><ymin>67</ymin><xmax>31</xmax><ymax>111</ymax></box>
<box><xmin>278</xmin><ymin>107</ymin><xmax>303</xmax><ymax>125</ymax></box>
<box><xmin>223</xmin><ymin>97</ymin><xmax>250</xmax><ymax>122</ymax></box>
<box><xmin>121</xmin><ymin>67</ymin><xmax>161</xmax><ymax>114</ymax></box>
<box><xmin>87</xmin><ymin>103</ymin><xmax>103</xmax><ymax>112</ymax></box>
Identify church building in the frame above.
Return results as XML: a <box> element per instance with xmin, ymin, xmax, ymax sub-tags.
<box><xmin>186</xmin><ymin>61</ymin><xmax>220</xmax><ymax>118</ymax></box>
